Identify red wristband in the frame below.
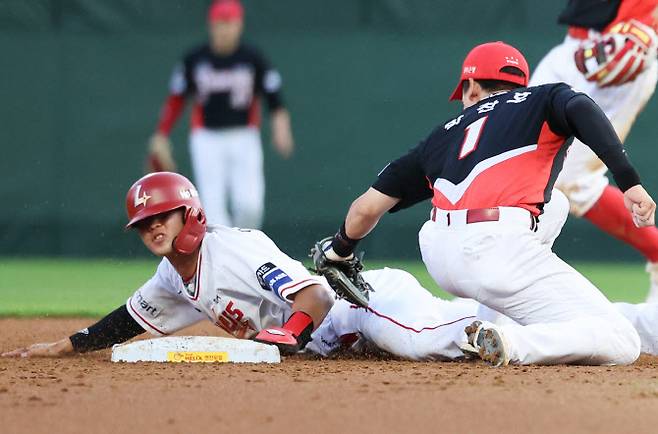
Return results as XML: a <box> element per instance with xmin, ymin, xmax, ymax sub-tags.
<box><xmin>283</xmin><ymin>311</ymin><xmax>314</xmax><ymax>337</ymax></box>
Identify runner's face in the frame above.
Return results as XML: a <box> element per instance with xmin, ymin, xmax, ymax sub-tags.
<box><xmin>136</xmin><ymin>209</ymin><xmax>185</xmax><ymax>256</ymax></box>
<box><xmin>209</xmin><ymin>19</ymin><xmax>243</xmax><ymax>54</ymax></box>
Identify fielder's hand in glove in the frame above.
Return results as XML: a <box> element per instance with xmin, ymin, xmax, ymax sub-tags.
<box><xmin>310</xmin><ymin>236</ymin><xmax>373</xmax><ymax>308</ymax></box>
<box><xmin>146</xmin><ymin>133</ymin><xmax>177</xmax><ymax>173</ymax></box>
<box><xmin>254</xmin><ymin>311</ymin><xmax>314</xmax><ymax>355</ymax></box>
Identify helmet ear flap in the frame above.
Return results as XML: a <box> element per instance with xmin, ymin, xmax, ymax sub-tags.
<box><xmin>173</xmin><ymin>208</ymin><xmax>207</xmax><ymax>255</ymax></box>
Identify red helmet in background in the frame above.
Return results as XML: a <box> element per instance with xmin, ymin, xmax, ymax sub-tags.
<box><xmin>208</xmin><ymin>0</ymin><xmax>243</xmax><ymax>22</ymax></box>
<box><xmin>449</xmin><ymin>41</ymin><xmax>530</xmax><ymax>101</ymax></box>
<box><xmin>125</xmin><ymin>172</ymin><xmax>206</xmax><ymax>255</ymax></box>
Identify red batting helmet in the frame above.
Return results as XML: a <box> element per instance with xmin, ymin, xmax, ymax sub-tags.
<box><xmin>125</xmin><ymin>172</ymin><xmax>206</xmax><ymax>255</ymax></box>
<box><xmin>449</xmin><ymin>41</ymin><xmax>530</xmax><ymax>101</ymax></box>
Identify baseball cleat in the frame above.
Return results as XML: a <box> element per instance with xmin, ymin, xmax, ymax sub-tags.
<box><xmin>460</xmin><ymin>321</ymin><xmax>510</xmax><ymax>367</ymax></box>
<box><xmin>458</xmin><ymin>320</ymin><xmax>482</xmax><ymax>359</ymax></box>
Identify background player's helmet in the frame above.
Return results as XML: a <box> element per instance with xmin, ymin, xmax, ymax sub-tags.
<box><xmin>449</xmin><ymin>41</ymin><xmax>530</xmax><ymax>101</ymax></box>
<box><xmin>208</xmin><ymin>0</ymin><xmax>244</xmax><ymax>22</ymax></box>
<box><xmin>125</xmin><ymin>172</ymin><xmax>206</xmax><ymax>255</ymax></box>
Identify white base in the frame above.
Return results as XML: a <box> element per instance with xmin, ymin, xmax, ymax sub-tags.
<box><xmin>111</xmin><ymin>336</ymin><xmax>280</xmax><ymax>364</ymax></box>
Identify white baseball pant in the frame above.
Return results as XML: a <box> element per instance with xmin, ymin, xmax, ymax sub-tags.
<box><xmin>189</xmin><ymin>126</ymin><xmax>264</xmax><ymax>228</ymax></box>
<box><xmin>307</xmin><ymin>267</ymin><xmax>478</xmax><ymax>361</ymax></box>
<box><xmin>530</xmin><ymin>35</ymin><xmax>658</xmax><ymax>216</ymax></box>
<box><xmin>419</xmin><ymin>192</ymin><xmax>641</xmax><ymax>365</ymax></box>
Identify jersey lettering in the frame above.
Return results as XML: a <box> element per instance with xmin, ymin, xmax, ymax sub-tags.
<box><xmin>458</xmin><ymin>116</ymin><xmax>488</xmax><ymax>159</ymax></box>
<box><xmin>444</xmin><ymin>115</ymin><xmax>464</xmax><ymax>131</ymax></box>
<box><xmin>216</xmin><ymin>301</ymin><xmax>253</xmax><ymax>338</ymax></box>
<box><xmin>194</xmin><ymin>64</ymin><xmax>254</xmax><ymax>109</ymax></box>
<box><xmin>135</xmin><ymin>291</ymin><xmax>159</xmax><ymax>318</ymax></box>
<box><xmin>505</xmin><ymin>91</ymin><xmax>532</xmax><ymax>104</ymax></box>
<box><xmin>477</xmin><ymin>100</ymin><xmax>499</xmax><ymax>114</ymax></box>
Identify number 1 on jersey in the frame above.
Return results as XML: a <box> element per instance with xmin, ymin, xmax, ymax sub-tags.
<box><xmin>459</xmin><ymin>116</ymin><xmax>488</xmax><ymax>159</ymax></box>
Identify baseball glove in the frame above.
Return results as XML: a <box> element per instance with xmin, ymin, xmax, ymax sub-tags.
<box><xmin>574</xmin><ymin>19</ymin><xmax>658</xmax><ymax>87</ymax></box>
<box><xmin>146</xmin><ymin>133</ymin><xmax>177</xmax><ymax>173</ymax></box>
<box><xmin>310</xmin><ymin>237</ymin><xmax>373</xmax><ymax>308</ymax></box>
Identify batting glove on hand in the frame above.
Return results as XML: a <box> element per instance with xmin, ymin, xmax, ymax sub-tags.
<box><xmin>310</xmin><ymin>237</ymin><xmax>372</xmax><ymax>308</ymax></box>
<box><xmin>254</xmin><ymin>311</ymin><xmax>314</xmax><ymax>355</ymax></box>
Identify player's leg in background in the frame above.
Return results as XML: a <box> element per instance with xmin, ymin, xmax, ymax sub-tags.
<box><xmin>419</xmin><ymin>219</ymin><xmax>641</xmax><ymax>365</ymax></box>
<box><xmin>227</xmin><ymin>127</ymin><xmax>264</xmax><ymax>229</ymax></box>
<box><xmin>534</xmin><ymin>38</ymin><xmax>658</xmax><ymax>301</ymax></box>
<box><xmin>614</xmin><ymin>302</ymin><xmax>658</xmax><ymax>355</ymax></box>
<box><xmin>308</xmin><ymin>268</ymin><xmax>478</xmax><ymax>361</ymax></box>
<box><xmin>189</xmin><ymin>128</ymin><xmax>231</xmax><ymax>226</ymax></box>
<box><xmin>578</xmin><ymin>61</ymin><xmax>658</xmax><ymax>301</ymax></box>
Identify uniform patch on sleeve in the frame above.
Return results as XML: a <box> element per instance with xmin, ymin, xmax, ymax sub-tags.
<box><xmin>256</xmin><ymin>262</ymin><xmax>292</xmax><ymax>299</ymax></box>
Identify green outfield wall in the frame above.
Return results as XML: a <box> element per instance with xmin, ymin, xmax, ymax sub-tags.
<box><xmin>1</xmin><ymin>0</ymin><xmax>656</xmax><ymax>261</ymax></box>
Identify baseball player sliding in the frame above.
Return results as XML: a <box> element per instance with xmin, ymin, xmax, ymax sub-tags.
<box><xmin>3</xmin><ymin>174</ymin><xmax>658</xmax><ymax>362</ymax></box>
<box><xmin>530</xmin><ymin>0</ymin><xmax>658</xmax><ymax>301</ymax></box>
<box><xmin>148</xmin><ymin>0</ymin><xmax>294</xmax><ymax>229</ymax></box>
<box><xmin>320</xmin><ymin>41</ymin><xmax>656</xmax><ymax>367</ymax></box>
<box><xmin>1</xmin><ymin>172</ymin><xmax>482</xmax><ymax>362</ymax></box>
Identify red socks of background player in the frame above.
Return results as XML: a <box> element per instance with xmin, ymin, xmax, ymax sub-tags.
<box><xmin>584</xmin><ymin>185</ymin><xmax>658</xmax><ymax>262</ymax></box>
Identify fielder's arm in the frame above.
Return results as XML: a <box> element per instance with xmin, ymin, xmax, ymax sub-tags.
<box><xmin>328</xmin><ymin>188</ymin><xmax>400</xmax><ymax>258</ymax></box>
<box><xmin>1</xmin><ymin>305</ymin><xmax>146</xmax><ymax>358</ymax></box>
<box><xmin>270</xmin><ymin>108</ymin><xmax>294</xmax><ymax>159</ymax></box>
<box><xmin>146</xmin><ymin>92</ymin><xmax>188</xmax><ymax>173</ymax></box>
<box><xmin>558</xmin><ymin>92</ymin><xmax>656</xmax><ymax>226</ymax></box>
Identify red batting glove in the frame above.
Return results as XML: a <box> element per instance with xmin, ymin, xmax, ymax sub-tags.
<box><xmin>254</xmin><ymin>311</ymin><xmax>314</xmax><ymax>355</ymax></box>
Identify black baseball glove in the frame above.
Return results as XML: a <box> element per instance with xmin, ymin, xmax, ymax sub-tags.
<box><xmin>310</xmin><ymin>237</ymin><xmax>373</xmax><ymax>308</ymax></box>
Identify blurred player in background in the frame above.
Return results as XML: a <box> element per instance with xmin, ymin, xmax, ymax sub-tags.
<box><xmin>530</xmin><ymin>0</ymin><xmax>658</xmax><ymax>300</ymax></box>
<box><xmin>147</xmin><ymin>0</ymin><xmax>294</xmax><ymax>228</ymax></box>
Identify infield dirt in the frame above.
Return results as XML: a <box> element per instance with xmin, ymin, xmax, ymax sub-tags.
<box><xmin>2</xmin><ymin>318</ymin><xmax>658</xmax><ymax>434</ymax></box>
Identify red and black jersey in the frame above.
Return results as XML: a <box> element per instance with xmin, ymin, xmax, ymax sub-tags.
<box><xmin>373</xmin><ymin>83</ymin><xmax>631</xmax><ymax>216</ymax></box>
<box><xmin>558</xmin><ymin>0</ymin><xmax>658</xmax><ymax>33</ymax></box>
<box><xmin>157</xmin><ymin>43</ymin><xmax>284</xmax><ymax>134</ymax></box>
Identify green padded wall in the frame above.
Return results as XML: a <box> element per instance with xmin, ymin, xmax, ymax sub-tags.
<box><xmin>1</xmin><ymin>1</ymin><xmax>656</xmax><ymax>261</ymax></box>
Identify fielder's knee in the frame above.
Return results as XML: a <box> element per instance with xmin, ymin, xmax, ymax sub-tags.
<box><xmin>608</xmin><ymin>319</ymin><xmax>641</xmax><ymax>365</ymax></box>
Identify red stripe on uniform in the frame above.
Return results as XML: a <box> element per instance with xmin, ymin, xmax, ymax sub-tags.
<box><xmin>279</xmin><ymin>278</ymin><xmax>322</xmax><ymax>300</ymax></box>
<box><xmin>188</xmin><ymin>251</ymin><xmax>202</xmax><ymax>301</ymax></box>
<box><xmin>128</xmin><ymin>298</ymin><xmax>167</xmax><ymax>336</ymax></box>
<box><xmin>190</xmin><ymin>103</ymin><xmax>204</xmax><ymax>130</ymax></box>
<box><xmin>350</xmin><ymin>305</ymin><xmax>475</xmax><ymax>334</ymax></box>
<box><xmin>247</xmin><ymin>96</ymin><xmax>261</xmax><ymax>127</ymax></box>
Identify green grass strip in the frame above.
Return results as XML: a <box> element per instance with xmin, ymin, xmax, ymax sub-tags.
<box><xmin>0</xmin><ymin>259</ymin><xmax>650</xmax><ymax>317</ymax></box>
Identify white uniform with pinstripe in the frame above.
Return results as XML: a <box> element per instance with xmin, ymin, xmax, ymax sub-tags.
<box><xmin>125</xmin><ymin>225</ymin><xmax>479</xmax><ymax>360</ymax></box>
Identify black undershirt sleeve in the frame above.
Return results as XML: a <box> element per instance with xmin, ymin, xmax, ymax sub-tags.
<box><xmin>547</xmin><ymin>88</ymin><xmax>641</xmax><ymax>192</ymax></box>
<box><xmin>371</xmin><ymin>146</ymin><xmax>432</xmax><ymax>213</ymax></box>
<box><xmin>69</xmin><ymin>305</ymin><xmax>146</xmax><ymax>353</ymax></box>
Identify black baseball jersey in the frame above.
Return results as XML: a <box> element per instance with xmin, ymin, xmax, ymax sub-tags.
<box><xmin>373</xmin><ymin>83</ymin><xmax>582</xmax><ymax>216</ymax></box>
<box><xmin>170</xmin><ymin>43</ymin><xmax>284</xmax><ymax>129</ymax></box>
<box><xmin>557</xmin><ymin>0</ymin><xmax>622</xmax><ymax>30</ymax></box>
